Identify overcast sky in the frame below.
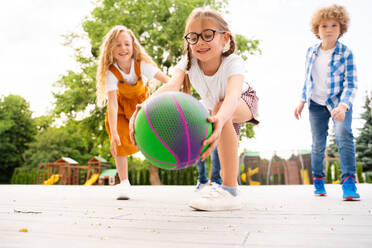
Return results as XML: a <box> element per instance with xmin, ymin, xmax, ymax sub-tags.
<box><xmin>1</xmin><ymin>0</ymin><xmax>371</xmax><ymax>159</ymax></box>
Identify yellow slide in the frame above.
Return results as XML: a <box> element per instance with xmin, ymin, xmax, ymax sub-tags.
<box><xmin>84</xmin><ymin>173</ymin><xmax>100</xmax><ymax>186</ymax></box>
<box><xmin>43</xmin><ymin>174</ymin><xmax>60</xmax><ymax>185</ymax></box>
<box><xmin>241</xmin><ymin>168</ymin><xmax>260</xmax><ymax>185</ymax></box>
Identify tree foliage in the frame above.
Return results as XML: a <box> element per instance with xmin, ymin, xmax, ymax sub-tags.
<box><xmin>23</xmin><ymin>121</ymin><xmax>97</xmax><ymax>169</ymax></box>
<box><xmin>356</xmin><ymin>93</ymin><xmax>372</xmax><ymax>171</ymax></box>
<box><xmin>0</xmin><ymin>95</ymin><xmax>36</xmax><ymax>183</ymax></box>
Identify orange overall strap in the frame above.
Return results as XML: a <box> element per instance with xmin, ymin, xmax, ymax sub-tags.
<box><xmin>134</xmin><ymin>60</ymin><xmax>142</xmax><ymax>82</ymax></box>
<box><xmin>109</xmin><ymin>65</ymin><xmax>125</xmax><ymax>84</ymax></box>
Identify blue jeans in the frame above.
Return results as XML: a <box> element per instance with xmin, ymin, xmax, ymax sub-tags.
<box><xmin>309</xmin><ymin>100</ymin><xmax>356</xmax><ymax>180</ymax></box>
<box><xmin>196</xmin><ymin>147</ymin><xmax>222</xmax><ymax>184</ymax></box>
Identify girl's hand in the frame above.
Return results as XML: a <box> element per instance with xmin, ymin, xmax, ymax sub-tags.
<box><xmin>129</xmin><ymin>103</ymin><xmax>143</xmax><ymax>145</ymax></box>
<box><xmin>331</xmin><ymin>105</ymin><xmax>347</xmax><ymax>122</ymax></box>
<box><xmin>200</xmin><ymin>115</ymin><xmax>223</xmax><ymax>161</ymax></box>
<box><xmin>294</xmin><ymin>101</ymin><xmax>305</xmax><ymax>120</ymax></box>
<box><xmin>110</xmin><ymin>132</ymin><xmax>121</xmax><ymax>157</ymax></box>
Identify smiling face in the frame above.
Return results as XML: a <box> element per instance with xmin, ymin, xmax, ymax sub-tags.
<box><xmin>187</xmin><ymin>18</ymin><xmax>229</xmax><ymax>65</ymax></box>
<box><xmin>113</xmin><ymin>31</ymin><xmax>133</xmax><ymax>64</ymax></box>
<box><xmin>317</xmin><ymin>18</ymin><xmax>341</xmax><ymax>45</ymax></box>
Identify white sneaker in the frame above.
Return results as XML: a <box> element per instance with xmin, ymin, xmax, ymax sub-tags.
<box><xmin>194</xmin><ymin>180</ymin><xmax>210</xmax><ymax>192</ymax></box>
<box><xmin>189</xmin><ymin>187</ymin><xmax>242</xmax><ymax>211</ymax></box>
<box><xmin>116</xmin><ymin>180</ymin><xmax>131</xmax><ymax>200</ymax></box>
<box><xmin>211</xmin><ymin>182</ymin><xmax>221</xmax><ymax>191</ymax></box>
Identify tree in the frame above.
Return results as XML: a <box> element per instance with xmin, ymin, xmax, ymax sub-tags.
<box><xmin>0</xmin><ymin>95</ymin><xmax>37</xmax><ymax>183</ymax></box>
<box><xmin>23</xmin><ymin>121</ymin><xmax>96</xmax><ymax>169</ymax></box>
<box><xmin>356</xmin><ymin>93</ymin><xmax>372</xmax><ymax>171</ymax></box>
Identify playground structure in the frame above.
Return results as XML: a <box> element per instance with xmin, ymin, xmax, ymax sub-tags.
<box><xmin>37</xmin><ymin>156</ymin><xmax>111</xmax><ymax>185</ymax></box>
<box><xmin>239</xmin><ymin>151</ymin><xmax>313</xmax><ymax>185</ymax></box>
<box><xmin>238</xmin><ymin>149</ymin><xmax>349</xmax><ymax>185</ymax></box>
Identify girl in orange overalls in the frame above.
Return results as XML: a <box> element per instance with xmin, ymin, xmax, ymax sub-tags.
<box><xmin>96</xmin><ymin>26</ymin><xmax>169</xmax><ymax>200</ymax></box>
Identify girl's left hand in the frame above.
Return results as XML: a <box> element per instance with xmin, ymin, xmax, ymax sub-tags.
<box><xmin>129</xmin><ymin>103</ymin><xmax>143</xmax><ymax>145</ymax></box>
<box><xmin>200</xmin><ymin>115</ymin><xmax>223</xmax><ymax>161</ymax></box>
<box><xmin>331</xmin><ymin>105</ymin><xmax>347</xmax><ymax>122</ymax></box>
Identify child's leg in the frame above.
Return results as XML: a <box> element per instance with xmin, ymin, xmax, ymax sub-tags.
<box><xmin>333</xmin><ymin>106</ymin><xmax>356</xmax><ymax>180</ymax></box>
<box><xmin>210</xmin><ymin>147</ymin><xmax>222</xmax><ymax>185</ymax></box>
<box><xmin>309</xmin><ymin>100</ymin><xmax>330</xmax><ymax>178</ymax></box>
<box><xmin>115</xmin><ymin>156</ymin><xmax>128</xmax><ymax>181</ymax></box>
<box><xmin>115</xmin><ymin>156</ymin><xmax>130</xmax><ymax>200</ymax></box>
<box><xmin>213</xmin><ymin>99</ymin><xmax>252</xmax><ymax>188</ymax></box>
<box><xmin>195</xmin><ymin>159</ymin><xmax>209</xmax><ymax>184</ymax></box>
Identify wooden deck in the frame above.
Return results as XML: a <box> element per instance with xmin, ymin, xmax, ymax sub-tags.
<box><xmin>0</xmin><ymin>184</ymin><xmax>371</xmax><ymax>248</ymax></box>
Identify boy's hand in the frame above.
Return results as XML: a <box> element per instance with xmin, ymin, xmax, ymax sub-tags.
<box><xmin>331</xmin><ymin>104</ymin><xmax>347</xmax><ymax>122</ymax></box>
<box><xmin>294</xmin><ymin>101</ymin><xmax>305</xmax><ymax>120</ymax></box>
<box><xmin>129</xmin><ymin>103</ymin><xmax>143</xmax><ymax>145</ymax></box>
<box><xmin>110</xmin><ymin>133</ymin><xmax>121</xmax><ymax>157</ymax></box>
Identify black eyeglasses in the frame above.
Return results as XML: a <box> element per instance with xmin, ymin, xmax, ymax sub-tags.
<box><xmin>184</xmin><ymin>29</ymin><xmax>226</xmax><ymax>45</ymax></box>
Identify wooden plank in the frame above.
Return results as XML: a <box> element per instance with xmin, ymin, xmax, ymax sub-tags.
<box><xmin>0</xmin><ymin>184</ymin><xmax>371</xmax><ymax>248</ymax></box>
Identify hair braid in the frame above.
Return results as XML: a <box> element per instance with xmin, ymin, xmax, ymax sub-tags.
<box><xmin>222</xmin><ymin>35</ymin><xmax>235</xmax><ymax>57</ymax></box>
<box><xmin>182</xmin><ymin>45</ymin><xmax>192</xmax><ymax>94</ymax></box>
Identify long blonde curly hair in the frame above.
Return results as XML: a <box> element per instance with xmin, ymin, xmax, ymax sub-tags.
<box><xmin>96</xmin><ymin>25</ymin><xmax>157</xmax><ymax>107</ymax></box>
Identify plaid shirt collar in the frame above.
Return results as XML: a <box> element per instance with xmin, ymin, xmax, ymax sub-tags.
<box><xmin>312</xmin><ymin>40</ymin><xmax>343</xmax><ymax>56</ymax></box>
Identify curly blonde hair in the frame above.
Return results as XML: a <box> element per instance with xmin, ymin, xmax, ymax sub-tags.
<box><xmin>96</xmin><ymin>25</ymin><xmax>157</xmax><ymax>107</ymax></box>
<box><xmin>182</xmin><ymin>8</ymin><xmax>235</xmax><ymax>94</ymax></box>
<box><xmin>311</xmin><ymin>4</ymin><xmax>349</xmax><ymax>39</ymax></box>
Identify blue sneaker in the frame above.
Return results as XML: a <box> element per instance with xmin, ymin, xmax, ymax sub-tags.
<box><xmin>313</xmin><ymin>177</ymin><xmax>327</xmax><ymax>196</ymax></box>
<box><xmin>342</xmin><ymin>176</ymin><xmax>360</xmax><ymax>201</ymax></box>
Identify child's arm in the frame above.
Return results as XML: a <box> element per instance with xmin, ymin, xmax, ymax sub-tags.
<box><xmin>295</xmin><ymin>47</ymin><xmax>312</xmax><ymax>120</ymax></box>
<box><xmin>107</xmin><ymin>91</ymin><xmax>121</xmax><ymax>156</ymax></box>
<box><xmin>331</xmin><ymin>50</ymin><xmax>358</xmax><ymax>122</ymax></box>
<box><xmin>153</xmin><ymin>71</ymin><xmax>170</xmax><ymax>84</ymax></box>
<box><xmin>152</xmin><ymin>68</ymin><xmax>185</xmax><ymax>95</ymax></box>
<box><xmin>201</xmin><ymin>74</ymin><xmax>244</xmax><ymax>160</ymax></box>
<box><xmin>128</xmin><ymin>69</ymin><xmax>185</xmax><ymax>145</ymax></box>
<box><xmin>294</xmin><ymin>101</ymin><xmax>306</xmax><ymax>120</ymax></box>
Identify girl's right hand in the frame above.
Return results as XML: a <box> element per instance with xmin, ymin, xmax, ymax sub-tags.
<box><xmin>110</xmin><ymin>133</ymin><xmax>121</xmax><ymax>157</ymax></box>
<box><xmin>294</xmin><ymin>101</ymin><xmax>305</xmax><ymax>120</ymax></box>
<box><xmin>200</xmin><ymin>115</ymin><xmax>223</xmax><ymax>161</ymax></box>
<box><xmin>129</xmin><ymin>103</ymin><xmax>143</xmax><ymax>145</ymax></box>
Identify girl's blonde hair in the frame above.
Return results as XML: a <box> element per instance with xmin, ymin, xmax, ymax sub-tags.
<box><xmin>311</xmin><ymin>4</ymin><xmax>349</xmax><ymax>39</ymax></box>
<box><xmin>96</xmin><ymin>25</ymin><xmax>157</xmax><ymax>107</ymax></box>
<box><xmin>182</xmin><ymin>8</ymin><xmax>235</xmax><ymax>94</ymax></box>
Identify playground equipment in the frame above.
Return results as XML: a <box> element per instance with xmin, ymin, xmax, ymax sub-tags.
<box><xmin>84</xmin><ymin>173</ymin><xmax>100</xmax><ymax>186</ymax></box>
<box><xmin>238</xmin><ymin>150</ymin><xmax>313</xmax><ymax>185</ymax></box>
<box><xmin>37</xmin><ymin>156</ymin><xmax>110</xmax><ymax>185</ymax></box>
<box><xmin>98</xmin><ymin>169</ymin><xmax>119</xmax><ymax>185</ymax></box>
<box><xmin>43</xmin><ymin>174</ymin><xmax>60</xmax><ymax>185</ymax></box>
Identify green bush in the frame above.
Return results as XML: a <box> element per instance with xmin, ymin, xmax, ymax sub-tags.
<box><xmin>357</xmin><ymin>162</ymin><xmax>364</xmax><ymax>183</ymax></box>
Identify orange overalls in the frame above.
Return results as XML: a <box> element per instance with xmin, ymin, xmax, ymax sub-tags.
<box><xmin>105</xmin><ymin>61</ymin><xmax>149</xmax><ymax>156</ymax></box>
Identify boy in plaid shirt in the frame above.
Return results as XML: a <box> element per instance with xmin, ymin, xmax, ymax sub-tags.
<box><xmin>294</xmin><ymin>4</ymin><xmax>360</xmax><ymax>200</ymax></box>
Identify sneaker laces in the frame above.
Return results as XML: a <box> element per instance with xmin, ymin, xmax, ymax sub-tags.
<box><xmin>342</xmin><ymin>176</ymin><xmax>357</xmax><ymax>190</ymax></box>
<box><xmin>201</xmin><ymin>188</ymin><xmax>227</xmax><ymax>199</ymax></box>
<box><xmin>313</xmin><ymin>178</ymin><xmax>324</xmax><ymax>189</ymax></box>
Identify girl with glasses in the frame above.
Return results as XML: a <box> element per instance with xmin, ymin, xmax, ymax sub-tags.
<box><xmin>130</xmin><ymin>8</ymin><xmax>259</xmax><ymax>211</ymax></box>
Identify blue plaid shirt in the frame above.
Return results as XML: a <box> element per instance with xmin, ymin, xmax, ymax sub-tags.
<box><xmin>301</xmin><ymin>41</ymin><xmax>358</xmax><ymax>111</ymax></box>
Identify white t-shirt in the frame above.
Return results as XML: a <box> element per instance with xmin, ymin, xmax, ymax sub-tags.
<box><xmin>311</xmin><ymin>47</ymin><xmax>334</xmax><ymax>105</ymax></box>
<box><xmin>105</xmin><ymin>59</ymin><xmax>159</xmax><ymax>92</ymax></box>
<box><xmin>176</xmin><ymin>54</ymin><xmax>249</xmax><ymax>110</ymax></box>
